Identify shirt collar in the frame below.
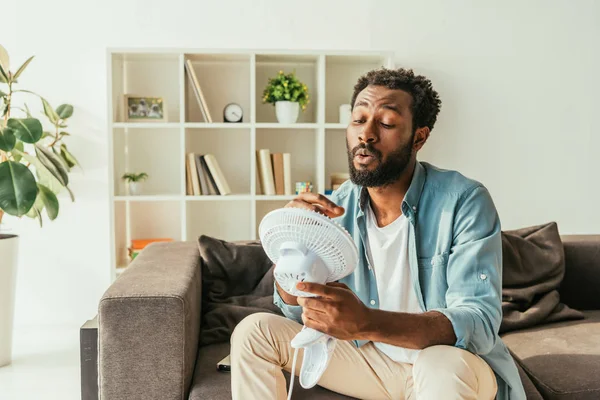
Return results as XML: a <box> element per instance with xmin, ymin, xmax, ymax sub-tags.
<box><xmin>357</xmin><ymin>161</ymin><xmax>427</xmax><ymax>218</ymax></box>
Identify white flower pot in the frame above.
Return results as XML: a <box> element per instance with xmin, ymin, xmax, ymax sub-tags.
<box><xmin>275</xmin><ymin>101</ymin><xmax>300</xmax><ymax>124</ymax></box>
<box><xmin>128</xmin><ymin>182</ymin><xmax>142</xmax><ymax>196</ymax></box>
<box><xmin>0</xmin><ymin>234</ymin><xmax>19</xmax><ymax>367</ymax></box>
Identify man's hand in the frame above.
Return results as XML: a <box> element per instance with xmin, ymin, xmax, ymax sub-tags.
<box><xmin>296</xmin><ymin>282</ymin><xmax>371</xmax><ymax>341</ymax></box>
<box><xmin>275</xmin><ymin>280</ymin><xmax>299</xmax><ymax>306</ymax></box>
<box><xmin>285</xmin><ymin>192</ymin><xmax>345</xmax><ymax>218</ymax></box>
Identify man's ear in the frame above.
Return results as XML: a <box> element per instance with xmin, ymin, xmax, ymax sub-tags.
<box><xmin>413</xmin><ymin>127</ymin><xmax>430</xmax><ymax>151</ymax></box>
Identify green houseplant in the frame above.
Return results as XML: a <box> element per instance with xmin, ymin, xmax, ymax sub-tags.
<box><xmin>122</xmin><ymin>172</ymin><xmax>148</xmax><ymax>195</ymax></box>
<box><xmin>262</xmin><ymin>70</ymin><xmax>309</xmax><ymax>124</ymax></box>
<box><xmin>0</xmin><ymin>44</ymin><xmax>79</xmax><ymax>367</ymax></box>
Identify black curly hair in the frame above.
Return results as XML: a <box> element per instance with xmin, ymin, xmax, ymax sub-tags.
<box><xmin>350</xmin><ymin>68</ymin><xmax>442</xmax><ymax>132</ymax></box>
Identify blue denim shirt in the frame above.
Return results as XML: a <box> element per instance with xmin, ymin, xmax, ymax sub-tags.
<box><xmin>273</xmin><ymin>160</ymin><xmax>526</xmax><ymax>400</ymax></box>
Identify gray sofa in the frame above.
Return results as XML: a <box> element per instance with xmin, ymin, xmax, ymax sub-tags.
<box><xmin>98</xmin><ymin>235</ymin><xmax>600</xmax><ymax>400</ymax></box>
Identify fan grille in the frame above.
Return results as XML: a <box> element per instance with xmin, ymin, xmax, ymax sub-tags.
<box><xmin>259</xmin><ymin>208</ymin><xmax>358</xmax><ymax>282</ymax></box>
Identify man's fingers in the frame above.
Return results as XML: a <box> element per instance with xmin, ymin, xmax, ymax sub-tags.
<box><xmin>297</xmin><ymin>296</ymin><xmax>328</xmax><ymax>312</ymax></box>
<box><xmin>302</xmin><ymin>313</ymin><xmax>328</xmax><ymax>334</ymax></box>
<box><xmin>285</xmin><ymin>193</ymin><xmax>345</xmax><ymax>218</ymax></box>
<box><xmin>327</xmin><ymin>282</ymin><xmax>350</xmax><ymax>290</ymax></box>
<box><xmin>297</xmin><ymin>282</ymin><xmax>335</xmax><ymax>298</ymax></box>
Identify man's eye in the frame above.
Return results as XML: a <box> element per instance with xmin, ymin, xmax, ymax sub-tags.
<box><xmin>381</xmin><ymin>123</ymin><xmax>394</xmax><ymax>129</ymax></box>
<box><xmin>353</xmin><ymin>119</ymin><xmax>365</xmax><ymax>124</ymax></box>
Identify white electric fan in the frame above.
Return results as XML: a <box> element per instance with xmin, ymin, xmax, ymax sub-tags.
<box><xmin>259</xmin><ymin>207</ymin><xmax>358</xmax><ymax>398</ymax></box>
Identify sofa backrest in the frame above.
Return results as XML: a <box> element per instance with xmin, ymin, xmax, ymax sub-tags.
<box><xmin>559</xmin><ymin>235</ymin><xmax>600</xmax><ymax>310</ymax></box>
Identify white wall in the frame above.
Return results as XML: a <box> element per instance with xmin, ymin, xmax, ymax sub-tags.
<box><xmin>1</xmin><ymin>0</ymin><xmax>598</xmax><ymax>327</ymax></box>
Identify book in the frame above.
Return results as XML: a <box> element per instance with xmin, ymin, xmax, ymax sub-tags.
<box><xmin>255</xmin><ymin>163</ymin><xmax>262</xmax><ymax>195</ymax></box>
<box><xmin>204</xmin><ymin>154</ymin><xmax>232</xmax><ymax>195</ymax></box>
<box><xmin>256</xmin><ymin>149</ymin><xmax>276</xmax><ymax>196</ymax></box>
<box><xmin>185</xmin><ymin>157</ymin><xmax>193</xmax><ymax>195</ymax></box>
<box><xmin>195</xmin><ymin>154</ymin><xmax>210</xmax><ymax>195</ymax></box>
<box><xmin>271</xmin><ymin>153</ymin><xmax>284</xmax><ymax>195</ymax></box>
<box><xmin>200</xmin><ymin>155</ymin><xmax>220</xmax><ymax>195</ymax></box>
<box><xmin>185</xmin><ymin>59</ymin><xmax>213</xmax><ymax>123</ymax></box>
<box><xmin>283</xmin><ymin>153</ymin><xmax>292</xmax><ymax>195</ymax></box>
<box><xmin>187</xmin><ymin>153</ymin><xmax>201</xmax><ymax>195</ymax></box>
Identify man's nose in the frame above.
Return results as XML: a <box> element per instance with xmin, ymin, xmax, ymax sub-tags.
<box><xmin>358</xmin><ymin>119</ymin><xmax>377</xmax><ymax>144</ymax></box>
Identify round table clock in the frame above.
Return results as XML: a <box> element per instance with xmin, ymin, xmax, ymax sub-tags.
<box><xmin>223</xmin><ymin>103</ymin><xmax>243</xmax><ymax>123</ymax></box>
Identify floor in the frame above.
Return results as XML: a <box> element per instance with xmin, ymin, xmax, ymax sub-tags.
<box><xmin>0</xmin><ymin>324</ymin><xmax>81</xmax><ymax>400</ymax></box>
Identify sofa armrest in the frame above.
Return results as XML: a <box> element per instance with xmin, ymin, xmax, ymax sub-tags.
<box><xmin>560</xmin><ymin>235</ymin><xmax>600</xmax><ymax>310</ymax></box>
<box><xmin>98</xmin><ymin>241</ymin><xmax>201</xmax><ymax>400</ymax></box>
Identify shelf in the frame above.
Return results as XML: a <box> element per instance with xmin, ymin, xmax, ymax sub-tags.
<box><xmin>184</xmin><ymin>122</ymin><xmax>251</xmax><ymax>129</ymax></box>
<box><xmin>186</xmin><ymin>194</ymin><xmax>252</xmax><ymax>201</ymax></box>
<box><xmin>113</xmin><ymin>122</ymin><xmax>180</xmax><ymax>129</ymax></box>
<box><xmin>324</xmin><ymin>123</ymin><xmax>348</xmax><ymax>129</ymax></box>
<box><xmin>115</xmin><ymin>195</ymin><xmax>182</xmax><ymax>201</ymax></box>
<box><xmin>255</xmin><ymin>123</ymin><xmax>319</xmax><ymax>129</ymax></box>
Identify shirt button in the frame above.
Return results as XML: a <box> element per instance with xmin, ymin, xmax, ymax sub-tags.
<box><xmin>370</xmin><ymin>300</ymin><xmax>376</xmax><ymax>305</ymax></box>
<box><xmin>480</xmin><ymin>273</ymin><xmax>487</xmax><ymax>280</ymax></box>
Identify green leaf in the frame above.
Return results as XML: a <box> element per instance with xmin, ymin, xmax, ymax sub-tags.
<box><xmin>59</xmin><ymin>144</ymin><xmax>78</xmax><ymax>168</ymax></box>
<box><xmin>52</xmin><ymin>146</ymin><xmax>69</xmax><ymax>172</ymax></box>
<box><xmin>56</xmin><ymin>104</ymin><xmax>73</xmax><ymax>119</ymax></box>
<box><xmin>37</xmin><ymin>183</ymin><xmax>59</xmax><ymax>220</ymax></box>
<box><xmin>13</xmin><ymin>56</ymin><xmax>34</xmax><ymax>80</ymax></box>
<box><xmin>25</xmin><ymin>190</ymin><xmax>44</xmax><ymax>226</ymax></box>
<box><xmin>14</xmin><ymin>149</ymin><xmax>63</xmax><ymax>194</ymax></box>
<box><xmin>24</xmin><ymin>103</ymin><xmax>32</xmax><ymax>117</ymax></box>
<box><xmin>0</xmin><ymin>63</ymin><xmax>8</xmax><ymax>84</ymax></box>
<box><xmin>0</xmin><ymin>127</ymin><xmax>16</xmax><ymax>151</ymax></box>
<box><xmin>59</xmin><ymin>131</ymin><xmax>70</xmax><ymax>137</ymax></box>
<box><xmin>0</xmin><ymin>160</ymin><xmax>39</xmax><ymax>217</ymax></box>
<box><xmin>41</xmin><ymin>98</ymin><xmax>59</xmax><ymax>124</ymax></box>
<box><xmin>12</xmin><ymin>141</ymin><xmax>24</xmax><ymax>162</ymax></box>
<box><xmin>7</xmin><ymin>118</ymin><xmax>43</xmax><ymax>143</ymax></box>
<box><xmin>0</xmin><ymin>89</ymin><xmax>6</xmax><ymax>98</ymax></box>
<box><xmin>35</xmin><ymin>144</ymin><xmax>69</xmax><ymax>186</ymax></box>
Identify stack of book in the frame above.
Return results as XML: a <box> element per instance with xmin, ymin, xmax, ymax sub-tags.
<box><xmin>256</xmin><ymin>149</ymin><xmax>292</xmax><ymax>196</ymax></box>
<box><xmin>186</xmin><ymin>153</ymin><xmax>232</xmax><ymax>195</ymax></box>
<box><xmin>128</xmin><ymin>238</ymin><xmax>173</xmax><ymax>262</ymax></box>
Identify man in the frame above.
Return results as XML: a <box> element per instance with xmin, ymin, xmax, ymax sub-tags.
<box><xmin>230</xmin><ymin>68</ymin><xmax>526</xmax><ymax>399</ymax></box>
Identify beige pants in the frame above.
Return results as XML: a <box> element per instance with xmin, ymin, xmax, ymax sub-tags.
<box><xmin>230</xmin><ymin>313</ymin><xmax>498</xmax><ymax>400</ymax></box>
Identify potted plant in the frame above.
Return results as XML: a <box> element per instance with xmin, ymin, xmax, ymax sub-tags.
<box><xmin>262</xmin><ymin>70</ymin><xmax>309</xmax><ymax>124</ymax></box>
<box><xmin>0</xmin><ymin>44</ymin><xmax>79</xmax><ymax>367</ymax></box>
<box><xmin>122</xmin><ymin>172</ymin><xmax>148</xmax><ymax>195</ymax></box>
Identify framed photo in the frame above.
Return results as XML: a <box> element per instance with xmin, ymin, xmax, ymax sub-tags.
<box><xmin>124</xmin><ymin>95</ymin><xmax>167</xmax><ymax>122</ymax></box>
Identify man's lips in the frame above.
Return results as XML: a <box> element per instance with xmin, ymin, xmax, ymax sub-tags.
<box><xmin>354</xmin><ymin>154</ymin><xmax>376</xmax><ymax>165</ymax></box>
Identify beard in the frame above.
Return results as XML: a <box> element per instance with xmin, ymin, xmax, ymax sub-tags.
<box><xmin>346</xmin><ymin>136</ymin><xmax>414</xmax><ymax>187</ymax></box>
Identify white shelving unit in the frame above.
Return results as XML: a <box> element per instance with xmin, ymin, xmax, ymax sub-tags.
<box><xmin>108</xmin><ymin>49</ymin><xmax>394</xmax><ymax>279</ymax></box>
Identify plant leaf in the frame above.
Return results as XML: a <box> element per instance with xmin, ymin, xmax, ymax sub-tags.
<box><xmin>14</xmin><ymin>149</ymin><xmax>63</xmax><ymax>194</ymax></box>
<box><xmin>0</xmin><ymin>63</ymin><xmax>7</xmax><ymax>84</ymax></box>
<box><xmin>0</xmin><ymin>127</ymin><xmax>16</xmax><ymax>151</ymax></box>
<box><xmin>13</xmin><ymin>56</ymin><xmax>35</xmax><ymax>80</ymax></box>
<box><xmin>0</xmin><ymin>89</ymin><xmax>6</xmax><ymax>98</ymax></box>
<box><xmin>41</xmin><ymin>98</ymin><xmax>60</xmax><ymax>124</ymax></box>
<box><xmin>0</xmin><ymin>160</ymin><xmax>39</xmax><ymax>217</ymax></box>
<box><xmin>25</xmin><ymin>190</ymin><xmax>44</xmax><ymax>226</ymax></box>
<box><xmin>59</xmin><ymin>131</ymin><xmax>70</xmax><ymax>137</ymax></box>
<box><xmin>12</xmin><ymin>140</ymin><xmax>24</xmax><ymax>162</ymax></box>
<box><xmin>56</xmin><ymin>104</ymin><xmax>73</xmax><ymax>119</ymax></box>
<box><xmin>7</xmin><ymin>118</ymin><xmax>43</xmax><ymax>143</ymax></box>
<box><xmin>35</xmin><ymin>144</ymin><xmax>69</xmax><ymax>186</ymax></box>
<box><xmin>60</xmin><ymin>143</ymin><xmax>79</xmax><ymax>168</ymax></box>
<box><xmin>51</xmin><ymin>146</ymin><xmax>70</xmax><ymax>172</ymax></box>
<box><xmin>37</xmin><ymin>183</ymin><xmax>59</xmax><ymax>220</ymax></box>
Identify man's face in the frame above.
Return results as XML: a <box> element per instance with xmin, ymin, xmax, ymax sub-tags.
<box><xmin>346</xmin><ymin>85</ymin><xmax>416</xmax><ymax>187</ymax></box>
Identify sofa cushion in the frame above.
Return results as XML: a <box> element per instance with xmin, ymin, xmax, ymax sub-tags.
<box><xmin>500</xmin><ymin>222</ymin><xmax>584</xmax><ymax>334</ymax></box>
<box><xmin>501</xmin><ymin>310</ymin><xmax>600</xmax><ymax>400</ymax></box>
<box><xmin>188</xmin><ymin>343</ymin><xmax>356</xmax><ymax>400</ymax></box>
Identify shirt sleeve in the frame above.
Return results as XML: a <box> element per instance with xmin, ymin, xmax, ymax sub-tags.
<box><xmin>273</xmin><ymin>281</ymin><xmax>303</xmax><ymax>324</ymax></box>
<box><xmin>430</xmin><ymin>184</ymin><xmax>503</xmax><ymax>356</ymax></box>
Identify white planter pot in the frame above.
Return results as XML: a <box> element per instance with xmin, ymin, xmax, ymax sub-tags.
<box><xmin>0</xmin><ymin>234</ymin><xmax>19</xmax><ymax>367</ymax></box>
<box><xmin>275</xmin><ymin>101</ymin><xmax>300</xmax><ymax>124</ymax></box>
<box><xmin>128</xmin><ymin>182</ymin><xmax>142</xmax><ymax>196</ymax></box>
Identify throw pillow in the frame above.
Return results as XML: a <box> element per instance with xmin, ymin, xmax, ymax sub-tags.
<box><xmin>500</xmin><ymin>221</ymin><xmax>584</xmax><ymax>333</ymax></box>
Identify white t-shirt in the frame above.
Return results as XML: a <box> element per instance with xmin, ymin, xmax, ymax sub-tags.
<box><xmin>365</xmin><ymin>201</ymin><xmax>424</xmax><ymax>364</ymax></box>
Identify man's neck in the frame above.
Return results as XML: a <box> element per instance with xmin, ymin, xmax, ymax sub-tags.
<box><xmin>367</xmin><ymin>160</ymin><xmax>416</xmax><ymax>227</ymax></box>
